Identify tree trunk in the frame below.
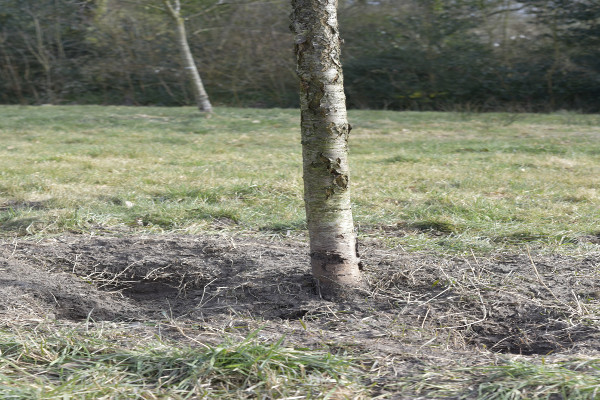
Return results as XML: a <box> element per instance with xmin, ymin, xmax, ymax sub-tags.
<box><xmin>163</xmin><ymin>0</ymin><xmax>212</xmax><ymax>113</ymax></box>
<box><xmin>290</xmin><ymin>0</ymin><xmax>364</xmax><ymax>295</ymax></box>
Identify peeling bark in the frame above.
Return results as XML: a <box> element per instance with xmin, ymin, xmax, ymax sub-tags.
<box><xmin>163</xmin><ymin>0</ymin><xmax>212</xmax><ymax>113</ymax></box>
<box><xmin>291</xmin><ymin>0</ymin><xmax>364</xmax><ymax>295</ymax></box>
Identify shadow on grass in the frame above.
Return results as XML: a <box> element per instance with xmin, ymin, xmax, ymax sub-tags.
<box><xmin>0</xmin><ymin>200</ymin><xmax>48</xmax><ymax>212</ymax></box>
<box><xmin>492</xmin><ymin>231</ymin><xmax>578</xmax><ymax>245</ymax></box>
<box><xmin>380</xmin><ymin>154</ymin><xmax>420</xmax><ymax>164</ymax></box>
<box><xmin>408</xmin><ymin>219</ymin><xmax>457</xmax><ymax>235</ymax></box>
<box><xmin>0</xmin><ymin>217</ymin><xmax>40</xmax><ymax>235</ymax></box>
<box><xmin>258</xmin><ymin>220</ymin><xmax>307</xmax><ymax>234</ymax></box>
<box><xmin>126</xmin><ymin>209</ymin><xmax>241</xmax><ymax>229</ymax></box>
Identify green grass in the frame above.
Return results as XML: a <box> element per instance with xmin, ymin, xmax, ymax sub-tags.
<box><xmin>395</xmin><ymin>358</ymin><xmax>600</xmax><ymax>399</ymax></box>
<box><xmin>1</xmin><ymin>105</ymin><xmax>600</xmax><ymax>253</ymax></box>
<box><xmin>2</xmin><ymin>324</ymin><xmax>599</xmax><ymax>399</ymax></box>
<box><xmin>0</xmin><ymin>325</ymin><xmax>362</xmax><ymax>399</ymax></box>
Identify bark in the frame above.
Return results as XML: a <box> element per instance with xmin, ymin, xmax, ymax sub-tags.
<box><xmin>1</xmin><ymin>49</ymin><xmax>25</xmax><ymax>104</ymax></box>
<box><xmin>22</xmin><ymin>9</ymin><xmax>54</xmax><ymax>103</ymax></box>
<box><xmin>290</xmin><ymin>0</ymin><xmax>364</xmax><ymax>295</ymax></box>
<box><xmin>163</xmin><ymin>0</ymin><xmax>212</xmax><ymax>113</ymax></box>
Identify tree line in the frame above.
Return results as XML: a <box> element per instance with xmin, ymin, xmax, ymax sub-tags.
<box><xmin>1</xmin><ymin>0</ymin><xmax>599</xmax><ymax>112</ymax></box>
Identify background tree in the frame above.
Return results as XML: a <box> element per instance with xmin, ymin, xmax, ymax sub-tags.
<box><xmin>0</xmin><ymin>0</ymin><xmax>91</xmax><ymax>104</ymax></box>
<box><xmin>291</xmin><ymin>0</ymin><xmax>363</xmax><ymax>295</ymax></box>
<box><xmin>162</xmin><ymin>0</ymin><xmax>212</xmax><ymax>112</ymax></box>
<box><xmin>201</xmin><ymin>0</ymin><xmax>296</xmax><ymax>107</ymax></box>
<box><xmin>520</xmin><ymin>0</ymin><xmax>600</xmax><ymax>110</ymax></box>
<box><xmin>342</xmin><ymin>0</ymin><xmax>507</xmax><ymax>110</ymax></box>
<box><xmin>85</xmin><ymin>0</ymin><xmax>186</xmax><ymax>105</ymax></box>
<box><xmin>0</xmin><ymin>0</ymin><xmax>599</xmax><ymax>111</ymax></box>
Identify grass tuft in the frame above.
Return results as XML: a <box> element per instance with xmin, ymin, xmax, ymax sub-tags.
<box><xmin>476</xmin><ymin>359</ymin><xmax>600</xmax><ymax>400</ymax></box>
<box><xmin>0</xmin><ymin>325</ymin><xmax>363</xmax><ymax>399</ymax></box>
<box><xmin>395</xmin><ymin>358</ymin><xmax>600</xmax><ymax>400</ymax></box>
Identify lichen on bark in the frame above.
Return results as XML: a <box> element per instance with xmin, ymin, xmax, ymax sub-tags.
<box><xmin>291</xmin><ymin>0</ymin><xmax>364</xmax><ymax>296</ymax></box>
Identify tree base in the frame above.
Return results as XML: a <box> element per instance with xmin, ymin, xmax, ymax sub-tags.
<box><xmin>312</xmin><ymin>275</ymin><xmax>368</xmax><ymax>302</ymax></box>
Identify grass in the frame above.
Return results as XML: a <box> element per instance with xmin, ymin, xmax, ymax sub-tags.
<box><xmin>2</xmin><ymin>323</ymin><xmax>599</xmax><ymax>400</ymax></box>
<box><xmin>0</xmin><ymin>324</ymin><xmax>362</xmax><ymax>399</ymax></box>
<box><xmin>1</xmin><ymin>105</ymin><xmax>600</xmax><ymax>398</ymax></box>
<box><xmin>395</xmin><ymin>358</ymin><xmax>600</xmax><ymax>399</ymax></box>
<box><xmin>1</xmin><ymin>106</ymin><xmax>600</xmax><ymax>253</ymax></box>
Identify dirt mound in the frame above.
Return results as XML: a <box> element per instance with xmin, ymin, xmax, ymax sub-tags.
<box><xmin>1</xmin><ymin>234</ymin><xmax>599</xmax><ymax>358</ymax></box>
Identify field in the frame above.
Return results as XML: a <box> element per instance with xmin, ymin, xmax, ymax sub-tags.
<box><xmin>1</xmin><ymin>106</ymin><xmax>599</xmax><ymax>398</ymax></box>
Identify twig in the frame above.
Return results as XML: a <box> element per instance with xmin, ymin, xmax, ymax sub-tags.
<box><xmin>527</xmin><ymin>246</ymin><xmax>578</xmax><ymax>315</ymax></box>
<box><xmin>197</xmin><ymin>278</ymin><xmax>218</xmax><ymax>308</ymax></box>
<box><xmin>437</xmin><ymin>315</ymin><xmax>488</xmax><ymax>330</ymax></box>
<box><xmin>99</xmin><ymin>260</ymin><xmax>142</xmax><ymax>288</ymax></box>
<box><xmin>72</xmin><ymin>254</ymin><xmax>80</xmax><ymax>273</ymax></box>
<box><xmin>9</xmin><ymin>239</ymin><xmax>18</xmax><ymax>259</ymax></box>
<box><xmin>421</xmin><ymin>307</ymin><xmax>430</xmax><ymax>329</ymax></box>
<box><xmin>470</xmin><ymin>248</ymin><xmax>482</xmax><ymax>280</ymax></box>
<box><xmin>169</xmin><ymin>321</ymin><xmax>211</xmax><ymax>349</ymax></box>
<box><xmin>421</xmin><ymin>286</ymin><xmax>453</xmax><ymax>306</ymax></box>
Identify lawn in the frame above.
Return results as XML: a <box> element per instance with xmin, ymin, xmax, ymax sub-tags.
<box><xmin>0</xmin><ymin>106</ymin><xmax>599</xmax><ymax>398</ymax></box>
<box><xmin>2</xmin><ymin>106</ymin><xmax>600</xmax><ymax>253</ymax></box>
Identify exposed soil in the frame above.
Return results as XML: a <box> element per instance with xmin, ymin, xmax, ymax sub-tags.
<box><xmin>1</xmin><ymin>234</ymin><xmax>599</xmax><ymax>395</ymax></box>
